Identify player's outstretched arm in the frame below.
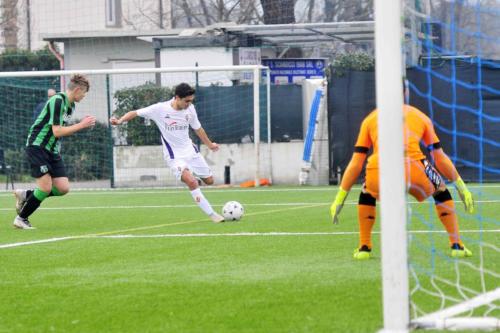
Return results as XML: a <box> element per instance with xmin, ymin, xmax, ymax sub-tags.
<box><xmin>52</xmin><ymin>115</ymin><xmax>96</xmax><ymax>138</ymax></box>
<box><xmin>330</xmin><ymin>152</ymin><xmax>367</xmax><ymax>224</ymax></box>
<box><xmin>431</xmin><ymin>148</ymin><xmax>459</xmax><ymax>181</ymax></box>
<box><xmin>432</xmin><ymin>148</ymin><xmax>474</xmax><ymax>213</ymax></box>
<box><xmin>110</xmin><ymin>111</ymin><xmax>138</xmax><ymax>126</ymax></box>
<box><xmin>194</xmin><ymin>128</ymin><xmax>219</xmax><ymax>152</ymax></box>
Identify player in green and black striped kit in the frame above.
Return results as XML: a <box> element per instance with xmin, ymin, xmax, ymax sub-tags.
<box><xmin>13</xmin><ymin>74</ymin><xmax>96</xmax><ymax>229</ymax></box>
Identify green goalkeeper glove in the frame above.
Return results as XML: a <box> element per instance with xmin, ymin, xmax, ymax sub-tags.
<box><xmin>330</xmin><ymin>188</ymin><xmax>348</xmax><ymax>224</ymax></box>
<box><xmin>455</xmin><ymin>178</ymin><xmax>474</xmax><ymax>214</ymax></box>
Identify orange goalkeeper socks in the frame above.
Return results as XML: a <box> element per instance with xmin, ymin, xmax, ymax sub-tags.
<box><xmin>435</xmin><ymin>200</ymin><xmax>462</xmax><ymax>245</ymax></box>
<box><xmin>358</xmin><ymin>204</ymin><xmax>376</xmax><ymax>249</ymax></box>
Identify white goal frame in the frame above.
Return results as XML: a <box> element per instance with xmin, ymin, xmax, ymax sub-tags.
<box><xmin>0</xmin><ymin>65</ymin><xmax>271</xmax><ymax>188</ymax></box>
<box><xmin>375</xmin><ymin>1</ymin><xmax>500</xmax><ymax>332</ymax></box>
<box><xmin>375</xmin><ymin>0</ymin><xmax>409</xmax><ymax>332</ymax></box>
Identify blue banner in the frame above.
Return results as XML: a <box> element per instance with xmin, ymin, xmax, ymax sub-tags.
<box><xmin>262</xmin><ymin>58</ymin><xmax>326</xmax><ymax>84</ymax></box>
<box><xmin>302</xmin><ymin>88</ymin><xmax>323</xmax><ymax>163</ymax></box>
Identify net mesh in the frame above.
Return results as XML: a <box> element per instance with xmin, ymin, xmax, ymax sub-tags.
<box><xmin>404</xmin><ymin>0</ymin><xmax>500</xmax><ymax>325</ymax></box>
<box><xmin>0</xmin><ymin>69</ymin><xmax>270</xmax><ymax>189</ymax></box>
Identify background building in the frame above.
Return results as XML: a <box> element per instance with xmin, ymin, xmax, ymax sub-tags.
<box><xmin>0</xmin><ymin>0</ymin><xmax>172</xmax><ymax>51</ymax></box>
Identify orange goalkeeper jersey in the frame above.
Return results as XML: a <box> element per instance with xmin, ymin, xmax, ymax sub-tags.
<box><xmin>355</xmin><ymin>105</ymin><xmax>439</xmax><ymax>169</ymax></box>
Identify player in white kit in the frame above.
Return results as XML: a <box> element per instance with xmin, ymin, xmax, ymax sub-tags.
<box><xmin>110</xmin><ymin>83</ymin><xmax>224</xmax><ymax>223</ymax></box>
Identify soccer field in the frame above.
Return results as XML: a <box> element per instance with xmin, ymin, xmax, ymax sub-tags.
<box><xmin>0</xmin><ymin>185</ymin><xmax>498</xmax><ymax>332</ymax></box>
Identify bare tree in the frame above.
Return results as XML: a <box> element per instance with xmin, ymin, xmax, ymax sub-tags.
<box><xmin>170</xmin><ymin>0</ymin><xmax>372</xmax><ymax>28</ymax></box>
<box><xmin>237</xmin><ymin>0</ymin><xmax>263</xmax><ymax>24</ymax></box>
<box><xmin>260</xmin><ymin>0</ymin><xmax>296</xmax><ymax>24</ymax></box>
<box><xmin>0</xmin><ymin>0</ymin><xmax>20</xmax><ymax>49</ymax></box>
<box><xmin>121</xmin><ymin>0</ymin><xmax>172</xmax><ymax>30</ymax></box>
<box><xmin>171</xmin><ymin>0</ymin><xmax>264</xmax><ymax>28</ymax></box>
<box><xmin>199</xmin><ymin>0</ymin><xmax>212</xmax><ymax>25</ymax></box>
<box><xmin>324</xmin><ymin>0</ymin><xmax>373</xmax><ymax>22</ymax></box>
<box><xmin>307</xmin><ymin>0</ymin><xmax>315</xmax><ymax>23</ymax></box>
<box><xmin>414</xmin><ymin>0</ymin><xmax>500</xmax><ymax>59</ymax></box>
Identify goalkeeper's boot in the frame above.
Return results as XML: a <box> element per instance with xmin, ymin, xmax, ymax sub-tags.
<box><xmin>210</xmin><ymin>212</ymin><xmax>225</xmax><ymax>224</ymax></box>
<box><xmin>13</xmin><ymin>189</ymin><xmax>28</xmax><ymax>214</ymax></box>
<box><xmin>13</xmin><ymin>216</ymin><xmax>35</xmax><ymax>230</ymax></box>
<box><xmin>353</xmin><ymin>245</ymin><xmax>372</xmax><ymax>260</ymax></box>
<box><xmin>450</xmin><ymin>243</ymin><xmax>472</xmax><ymax>258</ymax></box>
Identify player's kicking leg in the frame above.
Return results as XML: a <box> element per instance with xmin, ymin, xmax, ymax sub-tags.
<box><xmin>181</xmin><ymin>169</ymin><xmax>224</xmax><ymax>223</ymax></box>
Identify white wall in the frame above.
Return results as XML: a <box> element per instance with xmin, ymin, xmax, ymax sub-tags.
<box><xmin>112</xmin><ymin>141</ymin><xmax>329</xmax><ymax>187</ymax></box>
<box><xmin>113</xmin><ymin>145</ymin><xmax>180</xmax><ymax>187</ymax></box>
<box><xmin>61</xmin><ymin>38</ymin><xmax>155</xmax><ymax>124</ymax></box>
<box><xmin>30</xmin><ymin>0</ymin><xmax>105</xmax><ymax>50</ymax></box>
<box><xmin>10</xmin><ymin>0</ymin><xmax>171</xmax><ymax>51</ymax></box>
<box><xmin>159</xmin><ymin>47</ymin><xmax>235</xmax><ymax>87</ymax></box>
<box><xmin>201</xmin><ymin>142</ymin><xmax>304</xmax><ymax>185</ymax></box>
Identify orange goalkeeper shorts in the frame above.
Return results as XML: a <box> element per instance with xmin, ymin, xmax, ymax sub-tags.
<box><xmin>364</xmin><ymin>159</ymin><xmax>444</xmax><ymax>202</ymax></box>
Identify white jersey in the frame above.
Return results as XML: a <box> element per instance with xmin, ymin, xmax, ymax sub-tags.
<box><xmin>136</xmin><ymin>98</ymin><xmax>202</xmax><ymax>159</ymax></box>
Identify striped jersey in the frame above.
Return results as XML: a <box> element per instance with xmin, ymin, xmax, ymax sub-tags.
<box><xmin>136</xmin><ymin>98</ymin><xmax>202</xmax><ymax>159</ymax></box>
<box><xmin>26</xmin><ymin>92</ymin><xmax>74</xmax><ymax>154</ymax></box>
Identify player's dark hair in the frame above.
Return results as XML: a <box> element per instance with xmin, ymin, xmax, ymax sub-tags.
<box><xmin>175</xmin><ymin>83</ymin><xmax>195</xmax><ymax>98</ymax></box>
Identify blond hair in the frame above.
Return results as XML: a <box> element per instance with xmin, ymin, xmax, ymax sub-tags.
<box><xmin>68</xmin><ymin>74</ymin><xmax>90</xmax><ymax>92</ymax></box>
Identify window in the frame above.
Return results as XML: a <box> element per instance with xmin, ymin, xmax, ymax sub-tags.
<box><xmin>105</xmin><ymin>0</ymin><xmax>122</xmax><ymax>27</ymax></box>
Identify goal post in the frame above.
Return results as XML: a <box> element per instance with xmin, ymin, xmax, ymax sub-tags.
<box><xmin>0</xmin><ymin>65</ymin><xmax>271</xmax><ymax>189</ymax></box>
<box><xmin>375</xmin><ymin>0</ymin><xmax>410</xmax><ymax>332</ymax></box>
<box><xmin>377</xmin><ymin>1</ymin><xmax>500</xmax><ymax>332</ymax></box>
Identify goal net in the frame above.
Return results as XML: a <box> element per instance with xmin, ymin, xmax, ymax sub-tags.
<box><xmin>377</xmin><ymin>0</ymin><xmax>499</xmax><ymax>331</ymax></box>
<box><xmin>0</xmin><ymin>66</ymin><xmax>271</xmax><ymax>189</ymax></box>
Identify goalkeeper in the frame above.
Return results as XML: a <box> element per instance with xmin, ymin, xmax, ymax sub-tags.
<box><xmin>330</xmin><ymin>102</ymin><xmax>474</xmax><ymax>260</ymax></box>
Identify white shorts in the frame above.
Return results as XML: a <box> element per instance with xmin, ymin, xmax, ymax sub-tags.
<box><xmin>166</xmin><ymin>153</ymin><xmax>212</xmax><ymax>180</ymax></box>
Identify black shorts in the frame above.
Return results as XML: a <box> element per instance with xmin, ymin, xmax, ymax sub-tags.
<box><xmin>26</xmin><ymin>146</ymin><xmax>67</xmax><ymax>178</ymax></box>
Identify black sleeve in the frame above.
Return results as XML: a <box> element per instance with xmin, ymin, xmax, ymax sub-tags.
<box><xmin>426</xmin><ymin>142</ymin><xmax>442</xmax><ymax>151</ymax></box>
<box><xmin>354</xmin><ymin>146</ymin><xmax>369</xmax><ymax>153</ymax></box>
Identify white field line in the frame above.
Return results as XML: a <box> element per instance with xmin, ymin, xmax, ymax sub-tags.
<box><xmin>0</xmin><ymin>237</ymin><xmax>76</xmax><ymax>248</ymax></box>
<box><xmin>0</xmin><ymin>202</ymin><xmax>328</xmax><ymax>211</ymax></box>
<box><xmin>1</xmin><ymin>184</ymin><xmax>499</xmax><ymax>196</ymax></box>
<box><xmin>1</xmin><ymin>199</ymin><xmax>500</xmax><ymax>212</ymax></box>
<box><xmin>1</xmin><ymin>229</ymin><xmax>499</xmax><ymax>250</ymax></box>
<box><xmin>0</xmin><ymin>187</ymin><xmax>346</xmax><ymax>196</ymax></box>
<box><xmin>97</xmin><ymin>229</ymin><xmax>500</xmax><ymax>239</ymax></box>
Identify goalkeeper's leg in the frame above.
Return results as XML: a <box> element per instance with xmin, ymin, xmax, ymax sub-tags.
<box><xmin>433</xmin><ymin>189</ymin><xmax>472</xmax><ymax>257</ymax></box>
<box><xmin>409</xmin><ymin>160</ymin><xmax>471</xmax><ymax>257</ymax></box>
<box><xmin>354</xmin><ymin>190</ymin><xmax>377</xmax><ymax>260</ymax></box>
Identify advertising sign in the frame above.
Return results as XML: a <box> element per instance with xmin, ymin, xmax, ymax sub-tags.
<box><xmin>262</xmin><ymin>58</ymin><xmax>326</xmax><ymax>84</ymax></box>
<box><xmin>238</xmin><ymin>48</ymin><xmax>261</xmax><ymax>82</ymax></box>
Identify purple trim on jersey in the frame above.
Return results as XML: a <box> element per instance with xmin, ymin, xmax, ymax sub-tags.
<box><xmin>192</xmin><ymin>144</ymin><xmax>199</xmax><ymax>153</ymax></box>
<box><xmin>160</xmin><ymin>134</ymin><xmax>175</xmax><ymax>159</ymax></box>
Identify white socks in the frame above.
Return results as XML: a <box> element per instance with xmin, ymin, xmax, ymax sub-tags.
<box><xmin>190</xmin><ymin>188</ymin><xmax>215</xmax><ymax>216</ymax></box>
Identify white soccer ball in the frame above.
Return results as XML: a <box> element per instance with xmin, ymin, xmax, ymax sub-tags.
<box><xmin>222</xmin><ymin>201</ymin><xmax>244</xmax><ymax>221</ymax></box>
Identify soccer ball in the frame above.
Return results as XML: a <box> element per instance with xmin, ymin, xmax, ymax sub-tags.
<box><xmin>222</xmin><ymin>201</ymin><xmax>244</xmax><ymax>221</ymax></box>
